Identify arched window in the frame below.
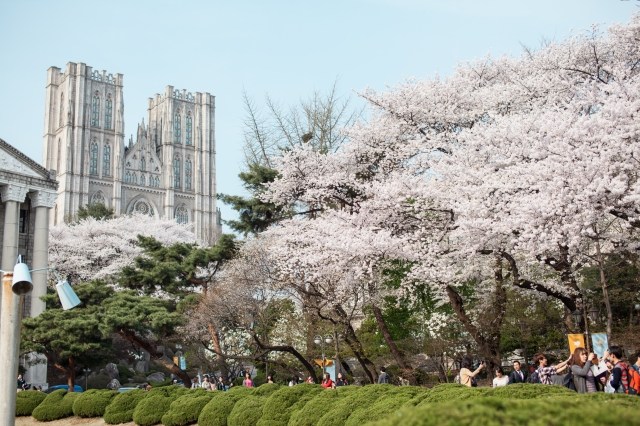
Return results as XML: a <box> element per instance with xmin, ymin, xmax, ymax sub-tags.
<box><xmin>105</xmin><ymin>94</ymin><xmax>113</xmax><ymax>129</ymax></box>
<box><xmin>91</xmin><ymin>191</ymin><xmax>106</xmax><ymax>205</ymax></box>
<box><xmin>174</xmin><ymin>113</ymin><xmax>181</xmax><ymax>143</ymax></box>
<box><xmin>176</xmin><ymin>205</ymin><xmax>188</xmax><ymax>224</ymax></box>
<box><xmin>186</xmin><ymin>113</ymin><xmax>193</xmax><ymax>145</ymax></box>
<box><xmin>173</xmin><ymin>155</ymin><xmax>181</xmax><ymax>188</ymax></box>
<box><xmin>154</xmin><ymin>176</ymin><xmax>160</xmax><ymax>187</ymax></box>
<box><xmin>131</xmin><ymin>173</ymin><xmax>137</xmax><ymax>184</ymax></box>
<box><xmin>125</xmin><ymin>172</ymin><xmax>131</xmax><ymax>183</ymax></box>
<box><xmin>141</xmin><ymin>174</ymin><xmax>146</xmax><ymax>186</ymax></box>
<box><xmin>91</xmin><ymin>92</ymin><xmax>100</xmax><ymax>127</ymax></box>
<box><xmin>57</xmin><ymin>139</ymin><xmax>62</xmax><ymax>174</ymax></box>
<box><xmin>140</xmin><ymin>157</ymin><xmax>146</xmax><ymax>171</ymax></box>
<box><xmin>185</xmin><ymin>159</ymin><xmax>192</xmax><ymax>190</ymax></box>
<box><xmin>59</xmin><ymin>93</ymin><xmax>64</xmax><ymax>128</ymax></box>
<box><xmin>89</xmin><ymin>141</ymin><xmax>98</xmax><ymax>175</ymax></box>
<box><xmin>103</xmin><ymin>143</ymin><xmax>111</xmax><ymax>176</ymax></box>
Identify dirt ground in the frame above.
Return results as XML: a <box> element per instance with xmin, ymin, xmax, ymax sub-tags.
<box><xmin>15</xmin><ymin>418</ymin><xmax>136</xmax><ymax>426</ymax></box>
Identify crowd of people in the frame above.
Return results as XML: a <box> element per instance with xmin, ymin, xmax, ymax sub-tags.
<box><xmin>456</xmin><ymin>346</ymin><xmax>640</xmax><ymax>394</ymax></box>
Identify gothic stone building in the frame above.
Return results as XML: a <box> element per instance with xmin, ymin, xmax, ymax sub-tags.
<box><xmin>43</xmin><ymin>62</ymin><xmax>221</xmax><ymax>242</ymax></box>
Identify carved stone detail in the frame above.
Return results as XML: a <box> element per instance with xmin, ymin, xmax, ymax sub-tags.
<box><xmin>29</xmin><ymin>190</ymin><xmax>57</xmax><ymax>208</ymax></box>
<box><xmin>0</xmin><ymin>148</ymin><xmax>41</xmax><ymax>178</ymax></box>
<box><xmin>0</xmin><ymin>184</ymin><xmax>28</xmax><ymax>203</ymax></box>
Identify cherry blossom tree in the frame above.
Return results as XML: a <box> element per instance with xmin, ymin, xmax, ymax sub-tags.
<box><xmin>261</xmin><ymin>14</ymin><xmax>640</xmax><ymax>368</ymax></box>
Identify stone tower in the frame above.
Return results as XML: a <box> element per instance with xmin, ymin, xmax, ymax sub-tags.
<box><xmin>43</xmin><ymin>62</ymin><xmax>221</xmax><ymax>243</ymax></box>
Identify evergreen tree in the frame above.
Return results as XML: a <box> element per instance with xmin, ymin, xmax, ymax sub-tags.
<box><xmin>76</xmin><ymin>203</ymin><xmax>114</xmax><ymax>221</ymax></box>
<box><xmin>21</xmin><ymin>280</ymin><xmax>115</xmax><ymax>391</ymax></box>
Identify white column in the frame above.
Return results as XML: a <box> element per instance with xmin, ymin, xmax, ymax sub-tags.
<box><xmin>29</xmin><ymin>190</ymin><xmax>57</xmax><ymax>317</ymax></box>
<box><xmin>0</xmin><ymin>183</ymin><xmax>28</xmax><ymax>426</ymax></box>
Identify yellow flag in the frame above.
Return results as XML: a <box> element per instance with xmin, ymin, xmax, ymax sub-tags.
<box><xmin>314</xmin><ymin>359</ymin><xmax>333</xmax><ymax>367</ymax></box>
<box><xmin>567</xmin><ymin>334</ymin><xmax>585</xmax><ymax>354</ymax></box>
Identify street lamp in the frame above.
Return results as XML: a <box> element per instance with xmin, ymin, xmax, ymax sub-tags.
<box><xmin>0</xmin><ymin>256</ymin><xmax>81</xmax><ymax>426</ymax></box>
<box><xmin>314</xmin><ymin>334</ymin><xmax>333</xmax><ymax>378</ymax></box>
<box><xmin>588</xmin><ymin>306</ymin><xmax>600</xmax><ymax>323</ymax></box>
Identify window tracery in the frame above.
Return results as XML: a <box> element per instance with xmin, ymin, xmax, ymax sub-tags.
<box><xmin>103</xmin><ymin>143</ymin><xmax>111</xmax><ymax>176</ymax></box>
<box><xmin>173</xmin><ymin>154</ymin><xmax>181</xmax><ymax>188</ymax></box>
<box><xmin>59</xmin><ymin>93</ymin><xmax>64</xmax><ymax>128</ymax></box>
<box><xmin>174</xmin><ymin>113</ymin><xmax>181</xmax><ymax>143</ymax></box>
<box><xmin>90</xmin><ymin>141</ymin><xmax>98</xmax><ymax>175</ymax></box>
<box><xmin>141</xmin><ymin>156</ymin><xmax>146</xmax><ymax>171</ymax></box>
<box><xmin>91</xmin><ymin>191</ymin><xmax>106</xmax><ymax>205</ymax></box>
<box><xmin>176</xmin><ymin>204</ymin><xmax>188</xmax><ymax>224</ymax></box>
<box><xmin>105</xmin><ymin>94</ymin><xmax>113</xmax><ymax>129</ymax></box>
<box><xmin>185</xmin><ymin>159</ymin><xmax>192</xmax><ymax>190</ymax></box>
<box><xmin>186</xmin><ymin>113</ymin><xmax>193</xmax><ymax>145</ymax></box>
<box><xmin>129</xmin><ymin>199</ymin><xmax>154</xmax><ymax>216</ymax></box>
<box><xmin>141</xmin><ymin>174</ymin><xmax>146</xmax><ymax>186</ymax></box>
<box><xmin>91</xmin><ymin>92</ymin><xmax>100</xmax><ymax>127</ymax></box>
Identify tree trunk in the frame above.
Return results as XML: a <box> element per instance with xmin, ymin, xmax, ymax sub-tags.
<box><xmin>249</xmin><ymin>332</ymin><xmax>319</xmax><ymax>383</ymax></box>
<box><xmin>371</xmin><ymin>304</ymin><xmax>417</xmax><ymax>385</ymax></box>
<box><xmin>594</xmin><ymin>237</ymin><xmax>613</xmax><ymax>340</ymax></box>
<box><xmin>67</xmin><ymin>355</ymin><xmax>76</xmax><ymax>392</ymax></box>
<box><xmin>119</xmin><ymin>329</ymin><xmax>192</xmax><ymax>388</ymax></box>
<box><xmin>207</xmin><ymin>322</ymin><xmax>229</xmax><ymax>381</ymax></box>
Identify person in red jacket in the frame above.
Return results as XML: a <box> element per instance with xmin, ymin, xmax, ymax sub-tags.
<box><xmin>321</xmin><ymin>373</ymin><xmax>333</xmax><ymax>389</ymax></box>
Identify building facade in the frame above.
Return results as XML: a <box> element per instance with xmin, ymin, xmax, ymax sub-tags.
<box><xmin>0</xmin><ymin>138</ymin><xmax>58</xmax><ymax>389</ymax></box>
<box><xmin>42</xmin><ymin>62</ymin><xmax>221</xmax><ymax>242</ymax></box>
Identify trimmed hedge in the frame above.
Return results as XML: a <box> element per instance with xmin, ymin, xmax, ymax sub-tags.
<box><xmin>104</xmin><ymin>389</ymin><xmax>148</xmax><ymax>424</ymax></box>
<box><xmin>228</xmin><ymin>395</ymin><xmax>268</xmax><ymax>426</ymax></box>
<box><xmin>316</xmin><ymin>384</ymin><xmax>399</xmax><ymax>426</ymax></box>
<box><xmin>15</xmin><ymin>390</ymin><xmax>47</xmax><ymax>416</ymax></box>
<box><xmin>367</xmin><ymin>395</ymin><xmax>640</xmax><ymax>426</ymax></box>
<box><xmin>415</xmin><ymin>383</ymin><xmax>490</xmax><ymax>406</ymax></box>
<box><xmin>198</xmin><ymin>388</ymin><xmax>254</xmax><ymax>426</ymax></box>
<box><xmin>289</xmin><ymin>386</ymin><xmax>361</xmax><ymax>426</ymax></box>
<box><xmin>133</xmin><ymin>387</ymin><xmax>189</xmax><ymax>426</ymax></box>
<box><xmin>345</xmin><ymin>386</ymin><xmax>425</xmax><ymax>426</ymax></box>
<box><xmin>257</xmin><ymin>383</ymin><xmax>324</xmax><ymax>426</ymax></box>
<box><xmin>32</xmin><ymin>389</ymin><xmax>80</xmax><ymax>421</ymax></box>
<box><xmin>161</xmin><ymin>389</ymin><xmax>216</xmax><ymax>426</ymax></box>
<box><xmin>72</xmin><ymin>389</ymin><xmax>119</xmax><ymax>417</ymax></box>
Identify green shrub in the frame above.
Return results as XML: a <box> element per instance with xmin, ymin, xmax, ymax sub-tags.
<box><xmin>15</xmin><ymin>390</ymin><xmax>47</xmax><ymax>416</ymax></box>
<box><xmin>72</xmin><ymin>389</ymin><xmax>118</xmax><ymax>417</ymax></box>
<box><xmin>487</xmin><ymin>383</ymin><xmax>574</xmax><ymax>400</ymax></box>
<box><xmin>161</xmin><ymin>390</ymin><xmax>216</xmax><ymax>426</ymax></box>
<box><xmin>367</xmin><ymin>395</ymin><xmax>640</xmax><ymax>426</ymax></box>
<box><xmin>198</xmin><ymin>389</ymin><xmax>253</xmax><ymax>426</ymax></box>
<box><xmin>257</xmin><ymin>383</ymin><xmax>323</xmax><ymax>426</ymax></box>
<box><xmin>227</xmin><ymin>395</ymin><xmax>268</xmax><ymax>426</ymax></box>
<box><xmin>316</xmin><ymin>385</ymin><xmax>398</xmax><ymax>426</ymax></box>
<box><xmin>345</xmin><ymin>387</ymin><xmax>424</xmax><ymax>426</ymax></box>
<box><xmin>133</xmin><ymin>388</ymin><xmax>190</xmax><ymax>426</ymax></box>
<box><xmin>32</xmin><ymin>389</ymin><xmax>80</xmax><ymax>421</ymax></box>
<box><xmin>104</xmin><ymin>389</ymin><xmax>148</xmax><ymax>424</ymax></box>
<box><xmin>88</xmin><ymin>373</ymin><xmax>112</xmax><ymax>389</ymax></box>
<box><xmin>289</xmin><ymin>386</ymin><xmax>362</xmax><ymax>426</ymax></box>
<box><xmin>416</xmin><ymin>383</ymin><xmax>490</xmax><ymax>406</ymax></box>
<box><xmin>118</xmin><ymin>365</ymin><xmax>135</xmax><ymax>381</ymax></box>
<box><xmin>131</xmin><ymin>375</ymin><xmax>148</xmax><ymax>383</ymax></box>
<box><xmin>253</xmin><ymin>383</ymin><xmax>281</xmax><ymax>396</ymax></box>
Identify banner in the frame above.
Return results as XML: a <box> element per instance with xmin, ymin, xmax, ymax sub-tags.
<box><xmin>567</xmin><ymin>334</ymin><xmax>585</xmax><ymax>354</ymax></box>
<box><xmin>591</xmin><ymin>333</ymin><xmax>608</xmax><ymax>358</ymax></box>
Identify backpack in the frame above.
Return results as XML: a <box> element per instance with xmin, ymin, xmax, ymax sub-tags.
<box><xmin>562</xmin><ymin>370</ymin><xmax>576</xmax><ymax>391</ymax></box>
<box><xmin>626</xmin><ymin>364</ymin><xmax>640</xmax><ymax>395</ymax></box>
<box><xmin>527</xmin><ymin>370</ymin><xmax>541</xmax><ymax>384</ymax></box>
<box><xmin>614</xmin><ymin>363</ymin><xmax>630</xmax><ymax>394</ymax></box>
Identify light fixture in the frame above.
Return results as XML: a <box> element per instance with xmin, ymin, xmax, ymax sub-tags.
<box><xmin>325</xmin><ymin>335</ymin><xmax>333</xmax><ymax>345</ymax></box>
<box><xmin>314</xmin><ymin>335</ymin><xmax>322</xmax><ymax>345</ymax></box>
<box><xmin>11</xmin><ymin>255</ymin><xmax>33</xmax><ymax>295</ymax></box>
<box><xmin>572</xmin><ymin>309</ymin><xmax>582</xmax><ymax>325</ymax></box>
<box><xmin>588</xmin><ymin>306</ymin><xmax>599</xmax><ymax>323</ymax></box>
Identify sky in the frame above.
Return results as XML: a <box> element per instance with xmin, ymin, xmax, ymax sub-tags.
<box><xmin>0</xmin><ymin>0</ymin><xmax>638</xmax><ymax>232</ymax></box>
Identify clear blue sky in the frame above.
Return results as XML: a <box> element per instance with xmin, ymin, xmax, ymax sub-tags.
<box><xmin>1</xmin><ymin>0</ymin><xmax>637</xmax><ymax>230</ymax></box>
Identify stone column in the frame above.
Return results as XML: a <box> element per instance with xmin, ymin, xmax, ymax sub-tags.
<box><xmin>0</xmin><ymin>183</ymin><xmax>28</xmax><ymax>426</ymax></box>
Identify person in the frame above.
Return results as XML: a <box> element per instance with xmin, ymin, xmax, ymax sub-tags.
<box><xmin>459</xmin><ymin>357</ymin><xmax>484</xmax><ymax>387</ymax></box>
<box><xmin>243</xmin><ymin>373</ymin><xmax>254</xmax><ymax>387</ymax></box>
<box><xmin>172</xmin><ymin>379</ymin><xmax>179</xmax><ymax>385</ymax></box>
<box><xmin>36</xmin><ymin>386</ymin><xmax>42</xmax><ymax>392</ymax></box>
<box><xmin>331</xmin><ymin>381</ymin><xmax>337</xmax><ymax>389</ymax></box>
<box><xmin>398</xmin><ymin>375</ymin><xmax>409</xmax><ymax>386</ymax></box>
<box><xmin>289</xmin><ymin>377</ymin><xmax>297</xmax><ymax>386</ymax></box>
<box><xmin>378</xmin><ymin>367</ymin><xmax>391</xmax><ymax>384</ymax></box>
<box><xmin>305</xmin><ymin>375</ymin><xmax>315</xmax><ymax>384</ymax></box>
<box><xmin>321</xmin><ymin>373</ymin><xmax>334</xmax><ymax>389</ymax></box>
<box><xmin>215</xmin><ymin>376</ymin><xmax>226</xmax><ymax>391</ymax></box>
<box><xmin>508</xmin><ymin>361</ymin><xmax>527</xmax><ymax>384</ymax></box>
<box><xmin>549</xmin><ymin>363</ymin><xmax>565</xmax><ymax>386</ymax></box>
<box><xmin>603</xmin><ymin>360</ymin><xmax>615</xmax><ymax>393</ymax></box>
<box><xmin>146</xmin><ymin>385</ymin><xmax>152</xmax><ymax>391</ymax></box>
<box><xmin>570</xmin><ymin>348</ymin><xmax>596</xmax><ymax>393</ymax></box>
<box><xmin>631</xmin><ymin>351</ymin><xmax>640</xmax><ymax>374</ymax></box>
<box><xmin>202</xmin><ymin>376</ymin><xmax>211</xmax><ymax>390</ymax></box>
<box><xmin>336</xmin><ymin>373</ymin><xmax>348</xmax><ymax>387</ymax></box>
<box><xmin>191</xmin><ymin>377</ymin><xmax>201</xmax><ymax>389</ymax></box>
<box><xmin>532</xmin><ymin>353</ymin><xmax>569</xmax><ymax>385</ymax></box>
<box><xmin>492</xmin><ymin>367</ymin><xmax>509</xmax><ymax>387</ymax></box>
<box><xmin>267</xmin><ymin>375</ymin><xmax>274</xmax><ymax>384</ymax></box>
<box><xmin>17</xmin><ymin>374</ymin><xmax>26</xmax><ymax>391</ymax></box>
<box><xmin>606</xmin><ymin>346</ymin><xmax>629</xmax><ymax>393</ymax></box>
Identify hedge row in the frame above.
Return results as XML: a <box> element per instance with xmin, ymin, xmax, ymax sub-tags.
<box><xmin>17</xmin><ymin>383</ymin><xmax>640</xmax><ymax>426</ymax></box>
